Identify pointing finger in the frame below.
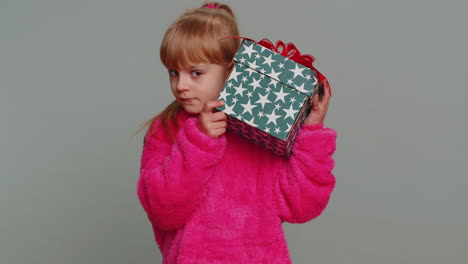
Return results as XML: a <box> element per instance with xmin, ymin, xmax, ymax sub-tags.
<box><xmin>203</xmin><ymin>100</ymin><xmax>225</xmax><ymax>113</ymax></box>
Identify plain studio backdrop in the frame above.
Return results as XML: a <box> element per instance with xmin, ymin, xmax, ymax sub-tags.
<box><xmin>1</xmin><ymin>0</ymin><xmax>467</xmax><ymax>263</ymax></box>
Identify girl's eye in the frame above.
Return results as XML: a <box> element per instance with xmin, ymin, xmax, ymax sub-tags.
<box><xmin>191</xmin><ymin>71</ymin><xmax>202</xmax><ymax>77</ymax></box>
<box><xmin>168</xmin><ymin>70</ymin><xmax>179</xmax><ymax>76</ymax></box>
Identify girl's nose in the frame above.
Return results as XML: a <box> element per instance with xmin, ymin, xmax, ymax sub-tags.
<box><xmin>176</xmin><ymin>74</ymin><xmax>190</xmax><ymax>92</ymax></box>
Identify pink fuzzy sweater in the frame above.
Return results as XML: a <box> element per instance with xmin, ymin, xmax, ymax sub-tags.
<box><xmin>137</xmin><ymin>109</ymin><xmax>336</xmax><ymax>264</ymax></box>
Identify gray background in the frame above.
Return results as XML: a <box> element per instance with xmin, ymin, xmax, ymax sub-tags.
<box><xmin>1</xmin><ymin>0</ymin><xmax>467</xmax><ymax>263</ymax></box>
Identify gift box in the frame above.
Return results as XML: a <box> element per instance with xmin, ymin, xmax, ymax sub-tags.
<box><xmin>216</xmin><ymin>39</ymin><xmax>320</xmax><ymax>157</ymax></box>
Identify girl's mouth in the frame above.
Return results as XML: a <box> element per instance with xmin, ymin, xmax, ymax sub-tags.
<box><xmin>181</xmin><ymin>98</ymin><xmax>194</xmax><ymax>102</ymax></box>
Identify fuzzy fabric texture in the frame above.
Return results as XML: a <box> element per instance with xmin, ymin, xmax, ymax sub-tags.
<box><xmin>137</xmin><ymin>109</ymin><xmax>337</xmax><ymax>264</ymax></box>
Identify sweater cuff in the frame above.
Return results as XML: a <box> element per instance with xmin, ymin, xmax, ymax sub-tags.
<box><xmin>301</xmin><ymin>123</ymin><xmax>324</xmax><ymax>131</ymax></box>
<box><xmin>293</xmin><ymin>125</ymin><xmax>337</xmax><ymax>154</ymax></box>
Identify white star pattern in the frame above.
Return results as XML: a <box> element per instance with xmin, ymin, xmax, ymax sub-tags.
<box><xmin>282</xmin><ymin>103</ymin><xmax>299</xmax><ymax>121</ymax></box>
<box><xmin>244</xmin><ymin>116</ymin><xmax>258</xmax><ymax>128</ymax></box>
<box><xmin>254</xmin><ymin>92</ymin><xmax>271</xmax><ymax>109</ymax></box>
<box><xmin>240</xmin><ymin>98</ymin><xmax>257</xmax><ymax>115</ymax></box>
<box><xmin>259</xmin><ymin>45</ymin><xmax>266</xmax><ymax>53</ymax></box>
<box><xmin>273</xmin><ymin>87</ymin><xmax>288</xmax><ymax>103</ymax></box>
<box><xmin>246</xmin><ymin>67</ymin><xmax>257</xmax><ymax>77</ymax></box>
<box><xmin>265</xmin><ymin>109</ymin><xmax>281</xmax><ymax>126</ymax></box>
<box><xmin>311</xmin><ymin>76</ymin><xmax>318</xmax><ymax>85</ymax></box>
<box><xmin>289</xmin><ymin>64</ymin><xmax>305</xmax><ymax>79</ymax></box>
<box><xmin>268</xmin><ymin>78</ymin><xmax>277</xmax><ymax>87</ymax></box>
<box><xmin>224</xmin><ymin>40</ymin><xmax>318</xmax><ymax>140</ymax></box>
<box><xmin>241</xmin><ymin>43</ymin><xmax>257</xmax><ymax>58</ymax></box>
<box><xmin>262</xmin><ymin>54</ymin><xmax>276</xmax><ymax>68</ymax></box>
<box><xmin>218</xmin><ymin>89</ymin><xmax>230</xmax><ymax>101</ymax></box>
<box><xmin>223</xmin><ymin>103</ymin><xmax>236</xmax><ymax>116</ymax></box>
<box><xmin>248</xmin><ymin>60</ymin><xmax>260</xmax><ymax>70</ymax></box>
<box><xmin>295</xmin><ymin>82</ymin><xmax>309</xmax><ymax>94</ymax></box>
<box><xmin>229</xmin><ymin>67</ymin><xmax>242</xmax><ymax>82</ymax></box>
<box><xmin>268</xmin><ymin>68</ymin><xmax>281</xmax><ymax>81</ymax></box>
<box><xmin>250</xmin><ymin>77</ymin><xmax>262</xmax><ymax>91</ymax></box>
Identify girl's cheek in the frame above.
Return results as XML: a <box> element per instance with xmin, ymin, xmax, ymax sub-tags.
<box><xmin>169</xmin><ymin>78</ymin><xmax>178</xmax><ymax>88</ymax></box>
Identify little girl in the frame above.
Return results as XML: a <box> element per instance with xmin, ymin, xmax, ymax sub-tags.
<box><xmin>136</xmin><ymin>2</ymin><xmax>336</xmax><ymax>263</ymax></box>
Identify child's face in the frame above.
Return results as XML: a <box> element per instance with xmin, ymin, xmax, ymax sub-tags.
<box><xmin>168</xmin><ymin>63</ymin><xmax>232</xmax><ymax>114</ymax></box>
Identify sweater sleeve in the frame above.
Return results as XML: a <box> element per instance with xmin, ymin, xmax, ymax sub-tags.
<box><xmin>272</xmin><ymin>123</ymin><xmax>337</xmax><ymax>224</ymax></box>
<box><xmin>137</xmin><ymin>117</ymin><xmax>227</xmax><ymax>231</ymax></box>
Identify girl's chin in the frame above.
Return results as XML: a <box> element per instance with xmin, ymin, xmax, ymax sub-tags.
<box><xmin>181</xmin><ymin>105</ymin><xmax>202</xmax><ymax>115</ymax></box>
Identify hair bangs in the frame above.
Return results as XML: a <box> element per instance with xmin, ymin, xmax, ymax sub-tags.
<box><xmin>160</xmin><ymin>17</ymin><xmax>236</xmax><ymax>70</ymax></box>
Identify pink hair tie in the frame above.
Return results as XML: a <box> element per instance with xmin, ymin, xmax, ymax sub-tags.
<box><xmin>204</xmin><ymin>4</ymin><xmax>219</xmax><ymax>9</ymax></box>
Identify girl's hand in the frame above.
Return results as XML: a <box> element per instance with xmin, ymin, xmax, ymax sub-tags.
<box><xmin>303</xmin><ymin>79</ymin><xmax>332</xmax><ymax>126</ymax></box>
<box><xmin>197</xmin><ymin>100</ymin><xmax>227</xmax><ymax>138</ymax></box>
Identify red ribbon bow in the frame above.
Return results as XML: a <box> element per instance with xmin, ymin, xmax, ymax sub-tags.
<box><xmin>257</xmin><ymin>38</ymin><xmax>327</xmax><ymax>87</ymax></box>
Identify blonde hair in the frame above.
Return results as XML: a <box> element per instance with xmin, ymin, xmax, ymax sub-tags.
<box><xmin>132</xmin><ymin>2</ymin><xmax>240</xmax><ymax>142</ymax></box>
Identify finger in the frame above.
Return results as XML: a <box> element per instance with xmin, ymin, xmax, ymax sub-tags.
<box><xmin>202</xmin><ymin>118</ymin><xmax>227</xmax><ymax>133</ymax></box>
<box><xmin>206</xmin><ymin>127</ymin><xmax>225</xmax><ymax>138</ymax></box>
<box><xmin>202</xmin><ymin>100</ymin><xmax>225</xmax><ymax>113</ymax></box>
<box><xmin>202</xmin><ymin>101</ymin><xmax>220</xmax><ymax>113</ymax></box>
<box><xmin>212</xmin><ymin>120</ymin><xmax>227</xmax><ymax>129</ymax></box>
<box><xmin>318</xmin><ymin>94</ymin><xmax>330</xmax><ymax>117</ymax></box>
<box><xmin>316</xmin><ymin>81</ymin><xmax>330</xmax><ymax>105</ymax></box>
<box><xmin>312</xmin><ymin>94</ymin><xmax>319</xmax><ymax>110</ymax></box>
<box><xmin>323</xmin><ymin>79</ymin><xmax>332</xmax><ymax>97</ymax></box>
<box><xmin>213</xmin><ymin>127</ymin><xmax>226</xmax><ymax>137</ymax></box>
<box><xmin>211</xmin><ymin>111</ymin><xmax>227</xmax><ymax>121</ymax></box>
<box><xmin>317</xmin><ymin>82</ymin><xmax>325</xmax><ymax>100</ymax></box>
<box><xmin>321</xmin><ymin>85</ymin><xmax>331</xmax><ymax>106</ymax></box>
